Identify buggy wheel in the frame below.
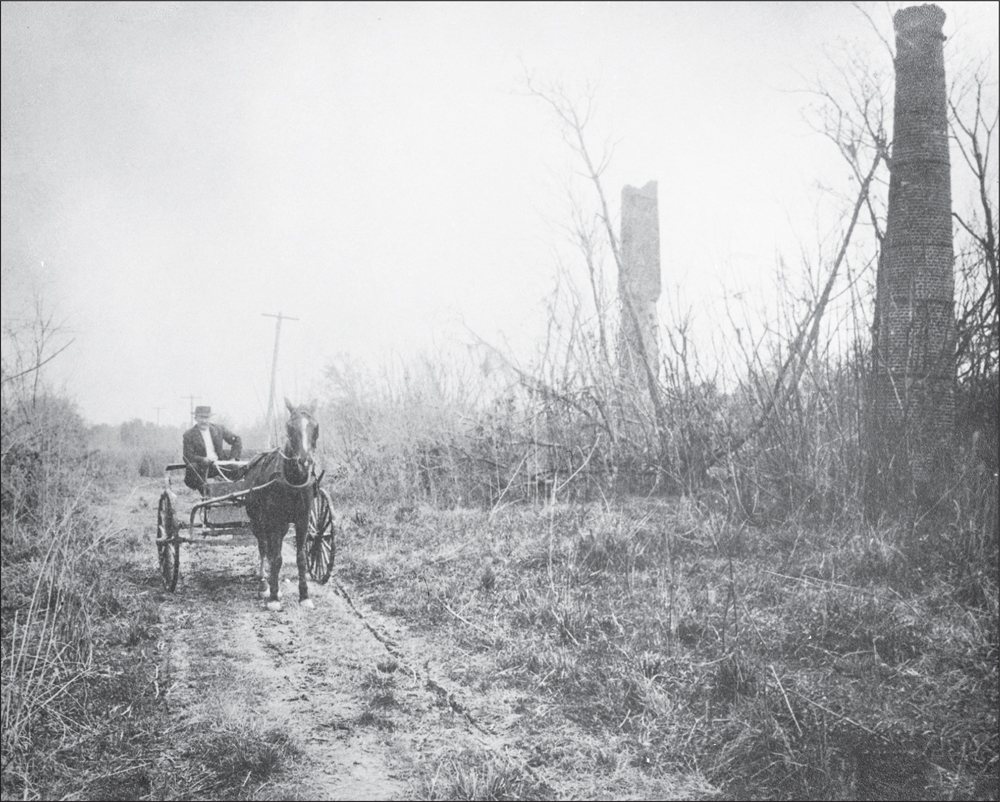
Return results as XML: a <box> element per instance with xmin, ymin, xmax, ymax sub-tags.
<box><xmin>306</xmin><ymin>489</ymin><xmax>335</xmax><ymax>584</ymax></box>
<box><xmin>157</xmin><ymin>492</ymin><xmax>180</xmax><ymax>592</ymax></box>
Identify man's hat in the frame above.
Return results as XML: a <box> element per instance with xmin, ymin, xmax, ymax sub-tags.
<box><xmin>194</xmin><ymin>405</ymin><xmax>212</xmax><ymax>417</ymax></box>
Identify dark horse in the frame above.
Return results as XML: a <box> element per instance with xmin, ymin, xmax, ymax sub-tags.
<box><xmin>244</xmin><ymin>399</ymin><xmax>319</xmax><ymax>612</ymax></box>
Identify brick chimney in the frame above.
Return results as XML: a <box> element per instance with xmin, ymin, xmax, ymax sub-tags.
<box><xmin>866</xmin><ymin>4</ymin><xmax>955</xmax><ymax>519</ymax></box>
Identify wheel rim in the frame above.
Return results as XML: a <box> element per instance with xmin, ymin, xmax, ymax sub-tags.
<box><xmin>157</xmin><ymin>495</ymin><xmax>179</xmax><ymax>591</ymax></box>
<box><xmin>306</xmin><ymin>491</ymin><xmax>335</xmax><ymax>583</ymax></box>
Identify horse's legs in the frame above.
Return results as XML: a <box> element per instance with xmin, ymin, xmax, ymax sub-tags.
<box><xmin>256</xmin><ymin>534</ymin><xmax>270</xmax><ymax>599</ymax></box>
<box><xmin>295</xmin><ymin>514</ymin><xmax>313</xmax><ymax>609</ymax></box>
<box><xmin>249</xmin><ymin>513</ymin><xmax>277</xmax><ymax>601</ymax></box>
<box><xmin>248</xmin><ymin>511</ymin><xmax>268</xmax><ymax>598</ymax></box>
<box><xmin>266</xmin><ymin>531</ymin><xmax>284</xmax><ymax>611</ymax></box>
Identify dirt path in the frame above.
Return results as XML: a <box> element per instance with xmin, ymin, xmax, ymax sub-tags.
<box><xmin>134</xmin><ymin>485</ymin><xmax>532</xmax><ymax>800</ymax></box>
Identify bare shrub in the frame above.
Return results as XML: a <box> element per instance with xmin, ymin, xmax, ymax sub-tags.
<box><xmin>1</xmin><ymin>299</ymin><xmax>167</xmax><ymax>799</ymax></box>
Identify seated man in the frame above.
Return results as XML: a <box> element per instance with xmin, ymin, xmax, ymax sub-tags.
<box><xmin>182</xmin><ymin>405</ymin><xmax>243</xmax><ymax>491</ymax></box>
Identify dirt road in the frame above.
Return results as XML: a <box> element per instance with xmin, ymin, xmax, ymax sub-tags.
<box><xmin>141</xmin><ymin>485</ymin><xmax>538</xmax><ymax>800</ymax></box>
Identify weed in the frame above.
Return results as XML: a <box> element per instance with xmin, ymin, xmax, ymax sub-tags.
<box><xmin>0</xmin><ymin>502</ymin><xmax>170</xmax><ymax>801</ymax></box>
<box><xmin>355</xmin><ymin>709</ymin><xmax>396</xmax><ymax>731</ymax></box>
<box><xmin>361</xmin><ymin>667</ymin><xmax>397</xmax><ymax>690</ymax></box>
<box><xmin>376</xmin><ymin>657</ymin><xmax>400</xmax><ymax>674</ymax></box>
<box><xmin>418</xmin><ymin>748</ymin><xmax>550</xmax><ymax>801</ymax></box>
<box><xmin>368</xmin><ymin>690</ymin><xmax>399</xmax><ymax>710</ymax></box>
<box><xmin>480</xmin><ymin>564</ymin><xmax>497</xmax><ymax>591</ymax></box>
<box><xmin>185</xmin><ymin>725</ymin><xmax>300</xmax><ymax>799</ymax></box>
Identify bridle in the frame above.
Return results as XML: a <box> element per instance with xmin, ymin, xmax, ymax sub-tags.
<box><xmin>278</xmin><ymin>409</ymin><xmax>318</xmax><ymax>489</ymax></box>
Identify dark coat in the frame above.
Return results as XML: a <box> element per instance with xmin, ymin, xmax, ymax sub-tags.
<box><xmin>182</xmin><ymin>423</ymin><xmax>243</xmax><ymax>490</ymax></box>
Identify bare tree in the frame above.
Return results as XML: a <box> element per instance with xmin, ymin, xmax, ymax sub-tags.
<box><xmin>523</xmin><ymin>76</ymin><xmax>673</xmax><ymax>480</ymax></box>
<box><xmin>1</xmin><ymin>293</ymin><xmax>79</xmax><ymax>523</ymax></box>
<box><xmin>950</xmin><ymin>67</ymin><xmax>999</xmax><ymax>399</ymax></box>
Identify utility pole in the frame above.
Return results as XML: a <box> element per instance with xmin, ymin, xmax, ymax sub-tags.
<box><xmin>153</xmin><ymin>406</ymin><xmax>165</xmax><ymax>426</ymax></box>
<box><xmin>262</xmin><ymin>312</ymin><xmax>299</xmax><ymax>447</ymax></box>
<box><xmin>181</xmin><ymin>395</ymin><xmax>200</xmax><ymax>425</ymax></box>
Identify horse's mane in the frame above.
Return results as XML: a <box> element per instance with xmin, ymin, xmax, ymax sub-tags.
<box><xmin>243</xmin><ymin>449</ymin><xmax>282</xmax><ymax>490</ymax></box>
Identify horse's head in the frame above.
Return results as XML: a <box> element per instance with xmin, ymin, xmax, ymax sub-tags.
<box><xmin>282</xmin><ymin>398</ymin><xmax>319</xmax><ymax>483</ymax></box>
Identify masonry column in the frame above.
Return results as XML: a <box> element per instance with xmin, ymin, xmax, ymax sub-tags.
<box><xmin>866</xmin><ymin>4</ymin><xmax>955</xmax><ymax>521</ymax></box>
<box><xmin>618</xmin><ymin>180</ymin><xmax>661</xmax><ymax>382</ymax></box>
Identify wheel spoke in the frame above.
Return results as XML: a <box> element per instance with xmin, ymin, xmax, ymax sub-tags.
<box><xmin>305</xmin><ymin>490</ymin><xmax>335</xmax><ymax>583</ymax></box>
<box><xmin>157</xmin><ymin>493</ymin><xmax>179</xmax><ymax>591</ymax></box>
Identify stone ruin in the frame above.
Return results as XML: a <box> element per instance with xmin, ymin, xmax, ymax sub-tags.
<box><xmin>618</xmin><ymin>180</ymin><xmax>661</xmax><ymax>382</ymax></box>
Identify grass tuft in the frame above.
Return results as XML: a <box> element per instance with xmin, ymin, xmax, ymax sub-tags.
<box><xmin>184</xmin><ymin>725</ymin><xmax>300</xmax><ymax>799</ymax></box>
<box><xmin>341</xmin><ymin>501</ymin><xmax>998</xmax><ymax>800</ymax></box>
<box><xmin>418</xmin><ymin>748</ymin><xmax>551</xmax><ymax>801</ymax></box>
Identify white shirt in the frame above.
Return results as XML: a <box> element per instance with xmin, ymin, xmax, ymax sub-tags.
<box><xmin>200</xmin><ymin>427</ymin><xmax>219</xmax><ymax>461</ymax></box>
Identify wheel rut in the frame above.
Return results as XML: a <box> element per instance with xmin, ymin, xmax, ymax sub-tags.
<box><xmin>152</xmin><ymin>486</ymin><xmax>536</xmax><ymax>800</ymax></box>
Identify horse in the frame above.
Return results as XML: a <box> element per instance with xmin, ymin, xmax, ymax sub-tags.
<box><xmin>244</xmin><ymin>398</ymin><xmax>319</xmax><ymax>612</ymax></box>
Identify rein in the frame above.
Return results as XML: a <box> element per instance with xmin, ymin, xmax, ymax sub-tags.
<box><xmin>244</xmin><ymin>408</ymin><xmax>318</xmax><ymax>494</ymax></box>
<box><xmin>278</xmin><ymin>443</ymin><xmax>314</xmax><ymax>488</ymax></box>
<box><xmin>247</xmin><ymin>446</ymin><xmax>314</xmax><ymax>493</ymax></box>
<box><xmin>277</xmin><ymin>454</ymin><xmax>314</xmax><ymax>489</ymax></box>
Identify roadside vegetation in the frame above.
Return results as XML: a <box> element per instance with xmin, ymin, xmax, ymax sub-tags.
<box><xmin>3</xmin><ymin>305</ymin><xmax>994</xmax><ymax>800</ymax></box>
<box><xmin>1</xmin><ymin>331</ymin><xmax>160</xmax><ymax>799</ymax></box>
<box><xmin>315</xmin><ymin>37</ymin><xmax>996</xmax><ymax>800</ymax></box>
<box><xmin>3</xmin><ymin>11</ymin><xmax>997</xmax><ymax>800</ymax></box>
<box><xmin>333</xmin><ymin>495</ymin><xmax>996</xmax><ymax>800</ymax></box>
<box><xmin>1</xmin><ymin>315</ymin><xmax>298</xmax><ymax>801</ymax></box>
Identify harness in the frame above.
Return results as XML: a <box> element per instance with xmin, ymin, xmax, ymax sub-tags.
<box><xmin>244</xmin><ymin>426</ymin><xmax>318</xmax><ymax>493</ymax></box>
<box><xmin>274</xmin><ymin>448</ymin><xmax>315</xmax><ymax>489</ymax></box>
<box><xmin>195</xmin><ymin>408</ymin><xmax>319</xmax><ymax>502</ymax></box>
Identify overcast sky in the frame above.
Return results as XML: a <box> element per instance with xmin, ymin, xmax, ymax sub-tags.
<box><xmin>2</xmin><ymin>1</ymin><xmax>997</xmax><ymax>429</ymax></box>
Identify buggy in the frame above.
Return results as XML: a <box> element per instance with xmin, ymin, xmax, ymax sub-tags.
<box><xmin>154</xmin><ymin>459</ymin><xmax>335</xmax><ymax>592</ymax></box>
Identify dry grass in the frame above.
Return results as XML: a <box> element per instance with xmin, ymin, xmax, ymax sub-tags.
<box><xmin>416</xmin><ymin>745</ymin><xmax>553</xmax><ymax>801</ymax></box>
<box><xmin>338</xmin><ymin>497</ymin><xmax>998</xmax><ymax>801</ymax></box>
<box><xmin>177</xmin><ymin>724</ymin><xmax>300</xmax><ymax>801</ymax></box>
<box><xmin>1</xmin><ymin>496</ymin><xmax>169</xmax><ymax>800</ymax></box>
<box><xmin>0</xmin><ymin>475</ymin><xmax>302</xmax><ymax>801</ymax></box>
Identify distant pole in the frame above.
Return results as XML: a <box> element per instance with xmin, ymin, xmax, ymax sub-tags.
<box><xmin>181</xmin><ymin>395</ymin><xmax>200</xmax><ymax>425</ymax></box>
<box><xmin>262</xmin><ymin>312</ymin><xmax>299</xmax><ymax>447</ymax></box>
<box><xmin>153</xmin><ymin>406</ymin><xmax>165</xmax><ymax>426</ymax></box>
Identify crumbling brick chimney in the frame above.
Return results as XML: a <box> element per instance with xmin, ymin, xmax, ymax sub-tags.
<box><xmin>866</xmin><ymin>4</ymin><xmax>955</xmax><ymax>520</ymax></box>
<box><xmin>618</xmin><ymin>180</ymin><xmax>661</xmax><ymax>381</ymax></box>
